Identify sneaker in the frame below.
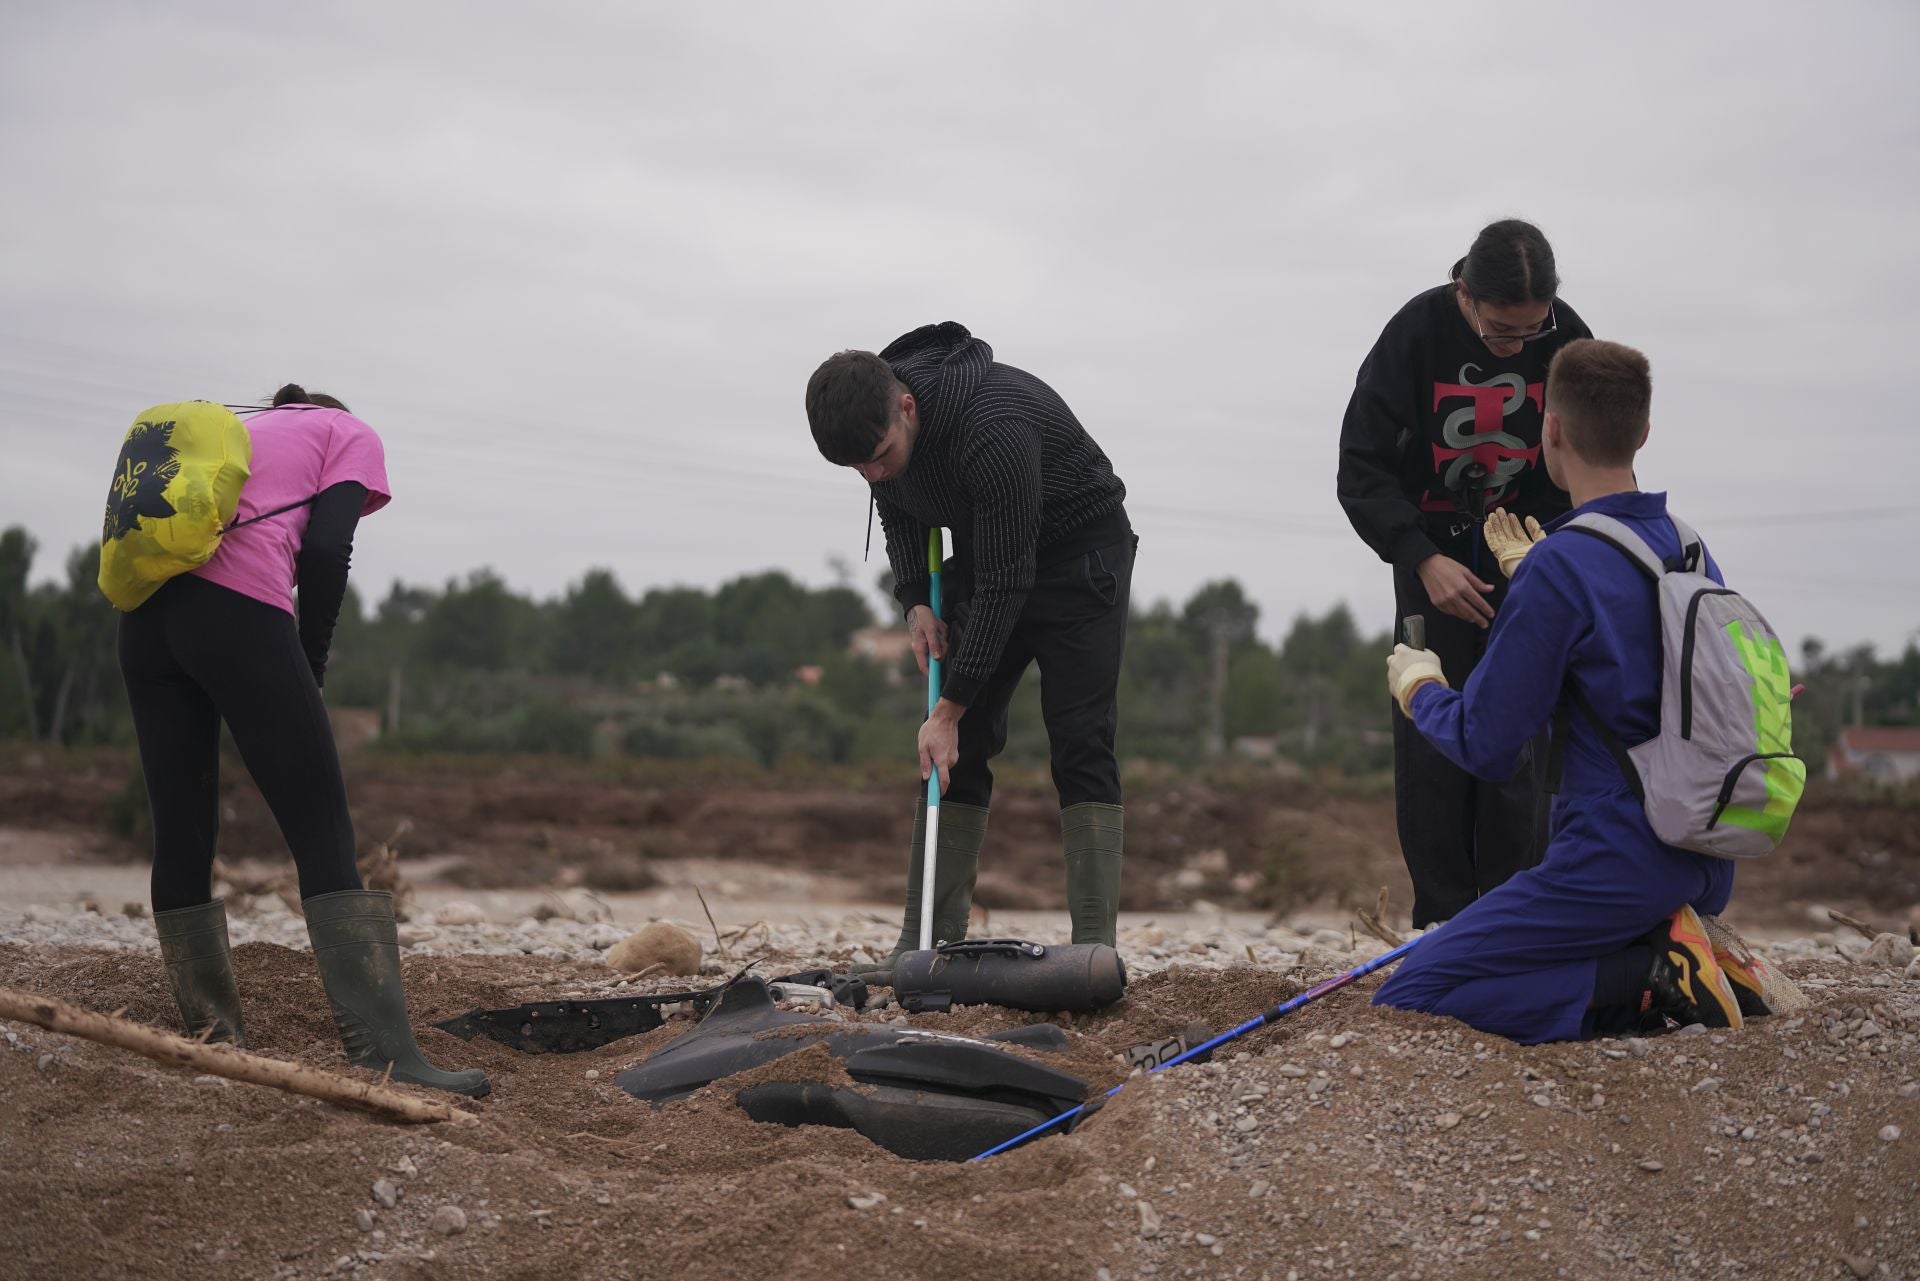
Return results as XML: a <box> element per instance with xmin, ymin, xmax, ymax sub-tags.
<box><xmin>1713</xmin><ymin>951</ymin><xmax>1773</xmax><ymax>1019</ymax></box>
<box><xmin>1701</xmin><ymin>913</ymin><xmax>1808</xmax><ymax>1016</ymax></box>
<box><xmin>1645</xmin><ymin>905</ymin><xmax>1744</xmax><ymax>1030</ymax></box>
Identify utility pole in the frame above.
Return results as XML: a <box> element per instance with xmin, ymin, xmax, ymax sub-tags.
<box><xmin>1199</xmin><ymin>607</ymin><xmax>1253</xmax><ymax>759</ymax></box>
<box><xmin>1302</xmin><ymin>669</ymin><xmax>1321</xmax><ymax>754</ymax></box>
<box><xmin>1207</xmin><ymin>620</ymin><xmax>1231</xmax><ymax>758</ymax></box>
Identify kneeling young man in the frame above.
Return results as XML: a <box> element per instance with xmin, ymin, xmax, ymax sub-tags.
<box><xmin>1372</xmin><ymin>338</ymin><xmax>1778</xmax><ymax>1042</ymax></box>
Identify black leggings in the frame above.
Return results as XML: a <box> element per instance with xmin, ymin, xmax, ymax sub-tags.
<box><xmin>118</xmin><ymin>574</ymin><xmax>361</xmax><ymax>912</ymax></box>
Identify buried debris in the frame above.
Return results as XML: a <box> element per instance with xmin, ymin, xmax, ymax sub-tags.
<box><xmin>436</xmin><ymin>986</ymin><xmax>723</xmax><ymax>1054</ymax></box>
<box><xmin>1125</xmin><ymin>1020</ymin><xmax>1215</xmax><ymax>1072</ymax></box>
<box><xmin>434</xmin><ymin>969</ymin><xmax>869</xmax><ymax>1053</ymax></box>
<box><xmin>885</xmin><ymin>939</ymin><xmax>1128</xmax><ymax>1013</ymax></box>
<box><xmin>615</xmin><ymin>977</ymin><xmax>1087</xmax><ymax>1161</ymax></box>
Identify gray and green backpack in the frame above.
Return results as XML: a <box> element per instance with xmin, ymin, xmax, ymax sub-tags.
<box><xmin>1552</xmin><ymin>512</ymin><xmax>1804</xmax><ymax>859</ymax></box>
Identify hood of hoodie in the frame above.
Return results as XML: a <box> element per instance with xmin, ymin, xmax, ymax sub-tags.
<box><xmin>880</xmin><ymin>322</ymin><xmax>992</xmax><ymax>432</ymax></box>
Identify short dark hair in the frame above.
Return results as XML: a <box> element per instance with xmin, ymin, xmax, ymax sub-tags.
<box><xmin>1547</xmin><ymin>339</ymin><xmax>1651</xmax><ymax>467</ymax></box>
<box><xmin>271</xmin><ymin>383</ymin><xmax>350</xmax><ymax>412</ymax></box>
<box><xmin>806</xmin><ymin>351</ymin><xmax>901</xmax><ymax>465</ymax></box>
<box><xmin>1451</xmin><ymin>219</ymin><xmax>1560</xmax><ymax>306</ymax></box>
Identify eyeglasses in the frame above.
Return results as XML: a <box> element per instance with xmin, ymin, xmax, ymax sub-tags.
<box><xmin>1469</xmin><ymin>298</ymin><xmax>1557</xmax><ymax>346</ymax></box>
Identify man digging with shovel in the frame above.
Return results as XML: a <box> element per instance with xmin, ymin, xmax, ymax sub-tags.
<box><xmin>806</xmin><ymin>322</ymin><xmax>1135</xmax><ymax>974</ymax></box>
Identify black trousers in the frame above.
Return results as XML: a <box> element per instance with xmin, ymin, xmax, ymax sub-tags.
<box><xmin>118</xmin><ymin>574</ymin><xmax>362</xmax><ymax>913</ymax></box>
<box><xmin>939</xmin><ymin>534</ymin><xmax>1135</xmax><ymax>811</ymax></box>
<box><xmin>1391</xmin><ymin>551</ymin><xmax>1549</xmax><ymax>927</ymax></box>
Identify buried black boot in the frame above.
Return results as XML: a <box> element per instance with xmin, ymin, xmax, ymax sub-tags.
<box><xmin>154</xmin><ymin>899</ymin><xmax>246</xmax><ymax>1047</ymax></box>
<box><xmin>303</xmin><ymin>890</ymin><xmax>490</xmax><ymax>1097</ymax></box>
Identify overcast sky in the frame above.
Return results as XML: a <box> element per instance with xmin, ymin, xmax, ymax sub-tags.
<box><xmin>4</xmin><ymin>2</ymin><xmax>1916</xmax><ymax>656</ymax></box>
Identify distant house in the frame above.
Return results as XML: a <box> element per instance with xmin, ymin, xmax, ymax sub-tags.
<box><xmin>849</xmin><ymin>625</ymin><xmax>916</xmax><ymax>680</ymax></box>
<box><xmin>1828</xmin><ymin>726</ymin><xmax>1920</xmax><ymax>784</ymax></box>
<box><xmin>849</xmin><ymin>625</ymin><xmax>915</xmax><ymax>665</ymax></box>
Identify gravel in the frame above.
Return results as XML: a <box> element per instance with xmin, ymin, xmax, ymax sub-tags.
<box><xmin>0</xmin><ymin>899</ymin><xmax>1406</xmax><ymax>978</ymax></box>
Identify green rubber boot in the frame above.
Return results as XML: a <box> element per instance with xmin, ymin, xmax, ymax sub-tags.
<box><xmin>851</xmin><ymin>800</ymin><xmax>989</xmax><ymax>980</ymax></box>
<box><xmin>1063</xmin><ymin>802</ymin><xmax>1125</xmax><ymax>947</ymax></box>
<box><xmin>154</xmin><ymin>899</ymin><xmax>246</xmax><ymax>1048</ymax></box>
<box><xmin>303</xmin><ymin>890</ymin><xmax>490</xmax><ymax>1097</ymax></box>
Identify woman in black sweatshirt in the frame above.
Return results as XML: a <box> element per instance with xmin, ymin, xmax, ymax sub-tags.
<box><xmin>1336</xmin><ymin>220</ymin><xmax>1593</xmax><ymax>927</ymax></box>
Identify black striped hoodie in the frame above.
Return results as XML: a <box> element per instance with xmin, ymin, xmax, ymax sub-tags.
<box><xmin>873</xmin><ymin>322</ymin><xmax>1128</xmax><ymax>707</ymax></box>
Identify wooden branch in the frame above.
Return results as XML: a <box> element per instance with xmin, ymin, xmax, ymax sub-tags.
<box><xmin>1356</xmin><ymin>885</ymin><xmax>1406</xmax><ymax>949</ymax></box>
<box><xmin>1826</xmin><ymin>909</ymin><xmax>1881</xmax><ymax>942</ymax></box>
<box><xmin>0</xmin><ymin>987</ymin><xmax>476</xmax><ymax>1126</ymax></box>
<box><xmin>693</xmin><ymin>884</ymin><xmax>732</xmax><ymax>964</ymax></box>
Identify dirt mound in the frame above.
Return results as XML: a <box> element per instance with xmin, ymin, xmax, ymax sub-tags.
<box><xmin>4</xmin><ymin>940</ymin><xmax>1915</xmax><ymax>1280</ymax></box>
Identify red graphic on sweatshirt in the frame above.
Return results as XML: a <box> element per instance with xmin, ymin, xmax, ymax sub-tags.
<box><xmin>1419</xmin><ymin>370</ymin><xmax>1546</xmax><ymax>513</ymax></box>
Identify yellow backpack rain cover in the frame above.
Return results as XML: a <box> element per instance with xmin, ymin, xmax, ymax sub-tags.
<box><xmin>97</xmin><ymin>402</ymin><xmax>253</xmax><ymax>611</ymax></box>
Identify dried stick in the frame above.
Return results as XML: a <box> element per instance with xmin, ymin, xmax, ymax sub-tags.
<box><xmin>615</xmin><ymin>962</ymin><xmax>669</xmax><ymax>982</ymax></box>
<box><xmin>1826</xmin><ymin>909</ymin><xmax>1881</xmax><ymax>942</ymax></box>
<box><xmin>1356</xmin><ymin>886</ymin><xmax>1406</xmax><ymax>949</ymax></box>
<box><xmin>0</xmin><ymin>987</ymin><xmax>475</xmax><ymax>1126</ymax></box>
<box><xmin>692</xmin><ymin>884</ymin><xmax>732</xmax><ymax>964</ymax></box>
<box><xmin>721</xmin><ymin>919</ymin><xmax>768</xmax><ymax>944</ymax></box>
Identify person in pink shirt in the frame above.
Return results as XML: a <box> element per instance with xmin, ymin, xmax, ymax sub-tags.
<box><xmin>118</xmin><ymin>384</ymin><xmax>487</xmax><ymax>1097</ymax></box>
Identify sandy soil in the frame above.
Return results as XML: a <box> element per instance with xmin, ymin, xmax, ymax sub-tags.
<box><xmin>2</xmin><ymin>938</ymin><xmax>1916</xmax><ymax>1281</ymax></box>
<box><xmin>3</xmin><ymin>753</ymin><xmax>1919</xmax><ymax>1280</ymax></box>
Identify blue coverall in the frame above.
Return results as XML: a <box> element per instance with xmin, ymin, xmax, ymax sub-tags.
<box><xmin>1372</xmin><ymin>491</ymin><xmax>1735</xmax><ymax>1043</ymax></box>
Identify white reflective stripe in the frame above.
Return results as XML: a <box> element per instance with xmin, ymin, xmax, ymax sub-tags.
<box><xmin>918</xmin><ymin>806</ymin><xmax>941</xmax><ymax>952</ymax></box>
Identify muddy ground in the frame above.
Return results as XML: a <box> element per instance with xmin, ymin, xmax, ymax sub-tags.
<box><xmin>3</xmin><ymin>750</ymin><xmax>1919</xmax><ymax>1280</ymax></box>
<box><xmin>6</xmin><ymin>748</ymin><xmax>1919</xmax><ymax>929</ymax></box>
<box><xmin>2</xmin><ymin>939</ymin><xmax>1916</xmax><ymax>1281</ymax></box>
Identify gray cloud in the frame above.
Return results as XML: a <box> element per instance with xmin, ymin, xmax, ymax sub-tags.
<box><xmin>4</xmin><ymin>1</ymin><xmax>1916</xmax><ymax>653</ymax></box>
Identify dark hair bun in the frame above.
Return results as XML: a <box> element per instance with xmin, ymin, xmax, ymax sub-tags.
<box><xmin>271</xmin><ymin>383</ymin><xmax>310</xmax><ymax>407</ymax></box>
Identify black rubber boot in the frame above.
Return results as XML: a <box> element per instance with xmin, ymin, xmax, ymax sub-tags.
<box><xmin>1063</xmin><ymin>802</ymin><xmax>1124</xmax><ymax>947</ymax></box>
<box><xmin>851</xmin><ymin>800</ymin><xmax>989</xmax><ymax>980</ymax></box>
<box><xmin>154</xmin><ymin>899</ymin><xmax>246</xmax><ymax>1048</ymax></box>
<box><xmin>303</xmin><ymin>890</ymin><xmax>491</xmax><ymax>1097</ymax></box>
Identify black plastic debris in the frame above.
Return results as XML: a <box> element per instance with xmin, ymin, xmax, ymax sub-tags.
<box><xmin>434</xmin><ymin>970</ymin><xmax>868</xmax><ymax>1054</ymax></box>
<box><xmin>615</xmin><ymin>978</ymin><xmax>1088</xmax><ymax>1161</ymax></box>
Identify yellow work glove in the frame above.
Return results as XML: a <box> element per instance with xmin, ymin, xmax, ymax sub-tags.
<box><xmin>1387</xmin><ymin>644</ymin><xmax>1448</xmax><ymax>717</ymax></box>
<box><xmin>1483</xmin><ymin>508</ymin><xmax>1547</xmax><ymax>579</ymax></box>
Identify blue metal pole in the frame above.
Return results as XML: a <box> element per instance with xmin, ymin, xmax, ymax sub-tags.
<box><xmin>970</xmin><ymin>932</ymin><xmax>1427</xmax><ymax>1161</ymax></box>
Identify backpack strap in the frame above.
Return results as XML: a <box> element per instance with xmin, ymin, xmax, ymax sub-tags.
<box><xmin>1556</xmin><ymin>513</ymin><xmax>1666</xmax><ymax>580</ymax></box>
<box><xmin>221</xmin><ymin>402</ymin><xmax>329</xmax><ymax>532</ymax></box>
<box><xmin>1543</xmin><ymin>686</ymin><xmax>1647</xmax><ymax>801</ymax></box>
<box><xmin>1544</xmin><ymin>700</ymin><xmax>1571</xmax><ymax>794</ymax></box>
<box><xmin>1666</xmin><ymin>513</ymin><xmax>1705</xmax><ymax>573</ymax></box>
<box><xmin>226</xmin><ymin>495</ymin><xmax>320</xmax><ymax>532</ymax></box>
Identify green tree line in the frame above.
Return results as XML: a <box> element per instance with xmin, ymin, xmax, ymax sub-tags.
<box><xmin>5</xmin><ymin>524</ymin><xmax>1916</xmax><ymax>774</ymax></box>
